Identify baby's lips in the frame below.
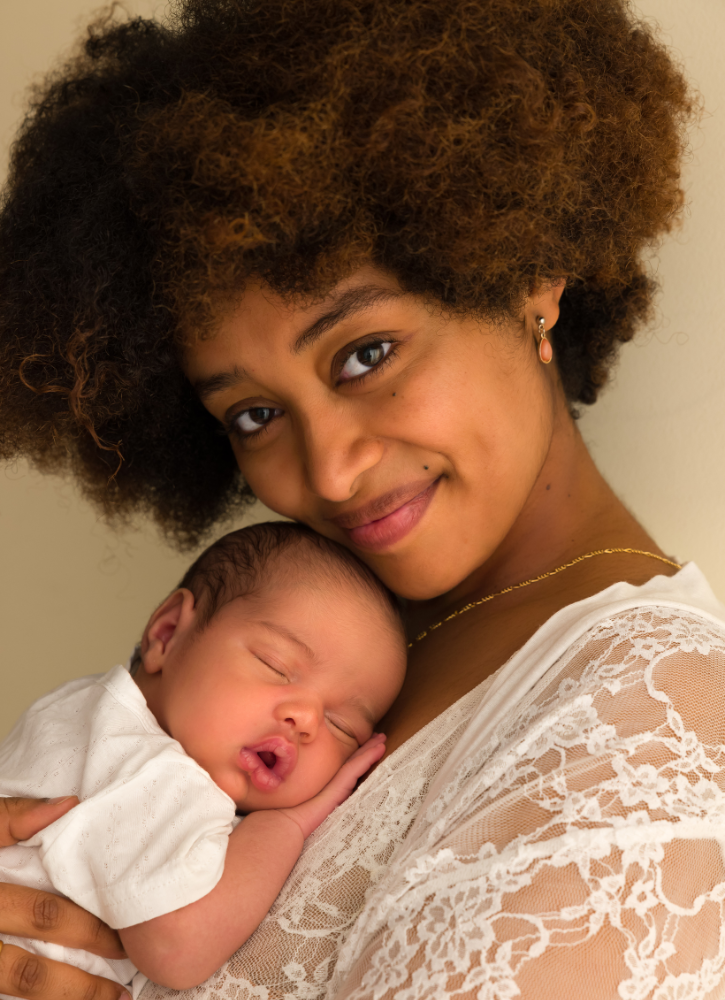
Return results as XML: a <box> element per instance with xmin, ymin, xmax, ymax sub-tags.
<box><xmin>239</xmin><ymin>737</ymin><xmax>297</xmax><ymax>792</ymax></box>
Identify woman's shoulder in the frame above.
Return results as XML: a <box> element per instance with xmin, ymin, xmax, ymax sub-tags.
<box><xmin>410</xmin><ymin>565</ymin><xmax>725</xmax><ymax>825</ymax></box>
<box><xmin>521</xmin><ymin>561</ymin><xmax>725</xmax><ymax>676</ymax></box>
<box><xmin>604</xmin><ymin>561</ymin><xmax>725</xmax><ymax>623</ymax></box>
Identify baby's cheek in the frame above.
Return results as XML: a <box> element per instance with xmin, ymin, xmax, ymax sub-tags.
<box><xmin>306</xmin><ymin>741</ymin><xmax>349</xmax><ymax>792</ymax></box>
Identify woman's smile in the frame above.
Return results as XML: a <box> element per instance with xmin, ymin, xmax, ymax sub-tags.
<box><xmin>329</xmin><ymin>476</ymin><xmax>442</xmax><ymax>552</ymax></box>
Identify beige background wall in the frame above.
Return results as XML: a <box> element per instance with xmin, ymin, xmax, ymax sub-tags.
<box><xmin>1</xmin><ymin>0</ymin><xmax>724</xmax><ymax>739</ymax></box>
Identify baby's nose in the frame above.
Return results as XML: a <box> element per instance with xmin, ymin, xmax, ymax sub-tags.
<box><xmin>279</xmin><ymin>700</ymin><xmax>321</xmax><ymax>741</ymax></box>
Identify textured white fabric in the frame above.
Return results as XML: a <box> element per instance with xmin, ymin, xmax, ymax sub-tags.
<box><xmin>0</xmin><ymin>664</ymin><xmax>237</xmax><ymax>998</ymax></box>
<box><xmin>139</xmin><ymin>563</ymin><xmax>725</xmax><ymax>1000</ymax></box>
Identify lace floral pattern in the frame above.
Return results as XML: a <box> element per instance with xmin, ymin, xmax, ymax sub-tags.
<box><xmin>141</xmin><ymin>601</ymin><xmax>725</xmax><ymax>1000</ymax></box>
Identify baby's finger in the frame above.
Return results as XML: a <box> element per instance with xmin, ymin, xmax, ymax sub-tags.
<box><xmin>0</xmin><ymin>941</ymin><xmax>129</xmax><ymax>1000</ymax></box>
<box><xmin>337</xmin><ymin>737</ymin><xmax>387</xmax><ymax>783</ymax></box>
<box><xmin>347</xmin><ymin>734</ymin><xmax>387</xmax><ymax>766</ymax></box>
<box><xmin>315</xmin><ymin>739</ymin><xmax>386</xmax><ymax>801</ymax></box>
<box><xmin>345</xmin><ymin>733</ymin><xmax>386</xmax><ymax>765</ymax></box>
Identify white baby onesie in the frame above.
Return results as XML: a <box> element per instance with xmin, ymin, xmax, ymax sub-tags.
<box><xmin>0</xmin><ymin>665</ymin><xmax>238</xmax><ymax>999</ymax></box>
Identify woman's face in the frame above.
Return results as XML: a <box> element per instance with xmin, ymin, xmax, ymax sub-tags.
<box><xmin>183</xmin><ymin>267</ymin><xmax>566</xmax><ymax>600</ymax></box>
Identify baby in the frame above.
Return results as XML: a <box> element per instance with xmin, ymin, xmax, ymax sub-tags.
<box><xmin>0</xmin><ymin>522</ymin><xmax>407</xmax><ymax>997</ymax></box>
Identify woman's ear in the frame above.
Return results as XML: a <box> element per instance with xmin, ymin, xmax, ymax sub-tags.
<box><xmin>526</xmin><ymin>278</ymin><xmax>566</xmax><ymax>332</ymax></box>
<box><xmin>140</xmin><ymin>588</ymin><xmax>197</xmax><ymax>675</ymax></box>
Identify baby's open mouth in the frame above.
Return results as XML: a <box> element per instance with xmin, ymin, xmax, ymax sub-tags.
<box><xmin>239</xmin><ymin>738</ymin><xmax>297</xmax><ymax>792</ymax></box>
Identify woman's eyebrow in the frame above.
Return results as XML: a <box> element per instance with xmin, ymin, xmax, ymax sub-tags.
<box><xmin>194</xmin><ymin>365</ymin><xmax>253</xmax><ymax>402</ymax></box>
<box><xmin>193</xmin><ymin>287</ymin><xmax>401</xmax><ymax>400</ymax></box>
<box><xmin>292</xmin><ymin>286</ymin><xmax>403</xmax><ymax>354</ymax></box>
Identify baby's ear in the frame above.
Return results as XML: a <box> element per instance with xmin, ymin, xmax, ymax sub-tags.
<box><xmin>140</xmin><ymin>588</ymin><xmax>197</xmax><ymax>674</ymax></box>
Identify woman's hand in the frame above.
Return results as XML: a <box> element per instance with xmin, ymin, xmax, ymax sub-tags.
<box><xmin>0</xmin><ymin>797</ymin><xmax>130</xmax><ymax>1000</ymax></box>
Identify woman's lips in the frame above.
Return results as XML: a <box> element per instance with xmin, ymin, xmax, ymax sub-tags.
<box><xmin>239</xmin><ymin>737</ymin><xmax>297</xmax><ymax>792</ymax></box>
<box><xmin>334</xmin><ymin>477</ymin><xmax>440</xmax><ymax>552</ymax></box>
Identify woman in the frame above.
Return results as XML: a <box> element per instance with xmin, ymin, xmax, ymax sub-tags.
<box><xmin>1</xmin><ymin>1</ymin><xmax>724</xmax><ymax>998</ymax></box>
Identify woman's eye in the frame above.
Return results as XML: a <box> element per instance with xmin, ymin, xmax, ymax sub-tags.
<box><xmin>338</xmin><ymin>341</ymin><xmax>394</xmax><ymax>382</ymax></box>
<box><xmin>232</xmin><ymin>406</ymin><xmax>283</xmax><ymax>436</ymax></box>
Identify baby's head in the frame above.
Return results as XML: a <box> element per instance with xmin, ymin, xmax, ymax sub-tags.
<box><xmin>134</xmin><ymin>523</ymin><xmax>407</xmax><ymax>810</ymax></box>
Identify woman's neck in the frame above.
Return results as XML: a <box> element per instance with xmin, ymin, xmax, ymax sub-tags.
<box><xmin>403</xmin><ymin>416</ymin><xmax>672</xmax><ymax>641</ymax></box>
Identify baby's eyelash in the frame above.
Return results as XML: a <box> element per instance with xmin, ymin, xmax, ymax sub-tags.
<box><xmin>255</xmin><ymin>656</ymin><xmax>287</xmax><ymax>679</ymax></box>
<box><xmin>327</xmin><ymin>716</ymin><xmax>358</xmax><ymax>743</ymax></box>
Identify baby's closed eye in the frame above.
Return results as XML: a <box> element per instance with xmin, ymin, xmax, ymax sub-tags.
<box><xmin>325</xmin><ymin>715</ymin><xmax>361</xmax><ymax>746</ymax></box>
<box><xmin>255</xmin><ymin>654</ymin><xmax>289</xmax><ymax>681</ymax></box>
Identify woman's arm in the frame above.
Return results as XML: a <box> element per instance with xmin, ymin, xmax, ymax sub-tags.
<box><xmin>119</xmin><ymin>736</ymin><xmax>386</xmax><ymax>991</ymax></box>
<box><xmin>0</xmin><ymin>797</ymin><xmax>130</xmax><ymax>1000</ymax></box>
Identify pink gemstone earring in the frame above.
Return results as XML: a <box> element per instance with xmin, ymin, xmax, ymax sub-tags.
<box><xmin>538</xmin><ymin>317</ymin><xmax>553</xmax><ymax>364</ymax></box>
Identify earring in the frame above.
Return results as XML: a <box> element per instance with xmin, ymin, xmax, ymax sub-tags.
<box><xmin>537</xmin><ymin>317</ymin><xmax>553</xmax><ymax>364</ymax></box>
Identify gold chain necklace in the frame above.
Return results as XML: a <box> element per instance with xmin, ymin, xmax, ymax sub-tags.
<box><xmin>408</xmin><ymin>548</ymin><xmax>681</xmax><ymax>647</ymax></box>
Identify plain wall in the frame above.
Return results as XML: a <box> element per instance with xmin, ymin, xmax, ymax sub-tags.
<box><xmin>1</xmin><ymin>0</ymin><xmax>724</xmax><ymax>739</ymax></box>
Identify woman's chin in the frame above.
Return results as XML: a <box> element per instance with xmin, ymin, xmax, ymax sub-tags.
<box><xmin>393</xmin><ymin>582</ymin><xmax>464</xmax><ymax>602</ymax></box>
<box><xmin>366</xmin><ymin>552</ymin><xmax>478</xmax><ymax>603</ymax></box>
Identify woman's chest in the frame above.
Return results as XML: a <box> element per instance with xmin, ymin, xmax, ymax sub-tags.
<box><xmin>382</xmin><ymin>601</ymin><xmax>551</xmax><ymax>754</ymax></box>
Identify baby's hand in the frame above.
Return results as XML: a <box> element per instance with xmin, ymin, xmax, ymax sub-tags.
<box><xmin>278</xmin><ymin>733</ymin><xmax>386</xmax><ymax>840</ymax></box>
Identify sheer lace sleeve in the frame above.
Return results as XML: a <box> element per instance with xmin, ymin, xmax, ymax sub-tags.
<box><xmin>330</xmin><ymin>607</ymin><xmax>725</xmax><ymax>1000</ymax></box>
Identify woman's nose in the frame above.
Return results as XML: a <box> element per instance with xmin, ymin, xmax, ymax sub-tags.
<box><xmin>298</xmin><ymin>401</ymin><xmax>384</xmax><ymax>503</ymax></box>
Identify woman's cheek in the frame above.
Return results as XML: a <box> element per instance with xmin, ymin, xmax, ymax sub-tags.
<box><xmin>232</xmin><ymin>436</ymin><xmax>301</xmax><ymax>518</ymax></box>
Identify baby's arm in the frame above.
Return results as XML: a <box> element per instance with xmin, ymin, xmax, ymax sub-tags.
<box><xmin>118</xmin><ymin>734</ymin><xmax>386</xmax><ymax>990</ymax></box>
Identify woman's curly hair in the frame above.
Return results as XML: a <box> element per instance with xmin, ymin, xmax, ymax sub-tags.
<box><xmin>0</xmin><ymin>0</ymin><xmax>695</xmax><ymax>545</ymax></box>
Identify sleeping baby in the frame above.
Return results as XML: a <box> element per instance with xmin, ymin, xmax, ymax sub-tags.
<box><xmin>0</xmin><ymin>522</ymin><xmax>407</xmax><ymax>998</ymax></box>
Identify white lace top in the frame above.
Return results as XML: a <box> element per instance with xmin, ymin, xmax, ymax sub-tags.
<box><xmin>141</xmin><ymin>564</ymin><xmax>725</xmax><ymax>1000</ymax></box>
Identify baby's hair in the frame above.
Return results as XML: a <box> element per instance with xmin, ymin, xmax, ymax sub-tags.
<box><xmin>130</xmin><ymin>522</ymin><xmax>404</xmax><ymax>675</ymax></box>
<box><xmin>178</xmin><ymin>521</ymin><xmax>402</xmax><ymax>632</ymax></box>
